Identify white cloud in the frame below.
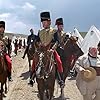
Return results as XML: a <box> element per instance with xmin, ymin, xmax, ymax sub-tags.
<box><xmin>0</xmin><ymin>12</ymin><xmax>29</xmax><ymax>34</ymax></box>
<box><xmin>0</xmin><ymin>13</ymin><xmax>11</xmax><ymax>19</ymax></box>
<box><xmin>0</xmin><ymin>0</ymin><xmax>17</xmax><ymax>9</ymax></box>
<box><xmin>0</xmin><ymin>1</ymin><xmax>38</xmax><ymax>34</ymax></box>
<box><xmin>22</xmin><ymin>2</ymin><xmax>36</xmax><ymax>11</ymax></box>
<box><xmin>0</xmin><ymin>0</ymin><xmax>100</xmax><ymax>34</ymax></box>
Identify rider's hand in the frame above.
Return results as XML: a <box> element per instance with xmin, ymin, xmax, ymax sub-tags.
<box><xmin>81</xmin><ymin>69</ymin><xmax>85</xmax><ymax>74</ymax></box>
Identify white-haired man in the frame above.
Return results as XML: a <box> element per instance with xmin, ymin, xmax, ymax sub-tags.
<box><xmin>75</xmin><ymin>47</ymin><xmax>100</xmax><ymax>100</ymax></box>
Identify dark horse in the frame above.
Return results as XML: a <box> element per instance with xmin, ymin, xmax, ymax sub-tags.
<box><xmin>27</xmin><ymin>42</ymin><xmax>35</xmax><ymax>71</ymax></box>
<box><xmin>56</xmin><ymin>36</ymin><xmax>84</xmax><ymax>98</ymax></box>
<box><xmin>34</xmin><ymin>47</ymin><xmax>56</xmax><ymax>100</ymax></box>
<box><xmin>0</xmin><ymin>51</ymin><xmax>8</xmax><ymax>100</ymax></box>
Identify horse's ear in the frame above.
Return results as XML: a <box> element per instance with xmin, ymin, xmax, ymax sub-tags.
<box><xmin>34</xmin><ymin>41</ymin><xmax>39</xmax><ymax>49</ymax></box>
<box><xmin>0</xmin><ymin>40</ymin><xmax>4</xmax><ymax>46</ymax></box>
<box><xmin>70</xmin><ymin>36</ymin><xmax>78</xmax><ymax>42</ymax></box>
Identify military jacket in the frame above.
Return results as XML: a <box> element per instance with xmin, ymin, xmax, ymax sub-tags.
<box><xmin>38</xmin><ymin>27</ymin><xmax>57</xmax><ymax>46</ymax></box>
<box><xmin>54</xmin><ymin>30</ymin><xmax>66</xmax><ymax>47</ymax></box>
<box><xmin>0</xmin><ymin>33</ymin><xmax>8</xmax><ymax>52</ymax></box>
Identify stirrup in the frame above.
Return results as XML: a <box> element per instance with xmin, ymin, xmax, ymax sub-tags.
<box><xmin>59</xmin><ymin>80</ymin><xmax>65</xmax><ymax>88</ymax></box>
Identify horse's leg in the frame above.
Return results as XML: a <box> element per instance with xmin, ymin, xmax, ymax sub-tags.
<box><xmin>28</xmin><ymin>58</ymin><xmax>31</xmax><ymax>72</ymax></box>
<box><xmin>5</xmin><ymin>81</ymin><xmax>7</xmax><ymax>94</ymax></box>
<box><xmin>49</xmin><ymin>85</ymin><xmax>55</xmax><ymax>100</ymax></box>
<box><xmin>29</xmin><ymin>60</ymin><xmax>31</xmax><ymax>72</ymax></box>
<box><xmin>0</xmin><ymin>90</ymin><xmax>3</xmax><ymax>100</ymax></box>
<box><xmin>37</xmin><ymin>80</ymin><xmax>44</xmax><ymax>100</ymax></box>
<box><xmin>60</xmin><ymin>87</ymin><xmax>65</xmax><ymax>100</ymax></box>
<box><xmin>0</xmin><ymin>83</ymin><xmax>3</xmax><ymax>100</ymax></box>
<box><xmin>45</xmin><ymin>89</ymin><xmax>49</xmax><ymax>99</ymax></box>
<box><xmin>63</xmin><ymin>63</ymin><xmax>70</xmax><ymax>83</ymax></box>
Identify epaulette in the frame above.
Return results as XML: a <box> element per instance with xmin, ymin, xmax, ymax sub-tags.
<box><xmin>49</xmin><ymin>27</ymin><xmax>57</xmax><ymax>34</ymax></box>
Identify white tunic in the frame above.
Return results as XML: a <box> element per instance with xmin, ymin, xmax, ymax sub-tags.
<box><xmin>75</xmin><ymin>54</ymin><xmax>100</xmax><ymax>95</ymax></box>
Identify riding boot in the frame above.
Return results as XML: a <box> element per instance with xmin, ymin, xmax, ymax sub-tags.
<box><xmin>28</xmin><ymin>71</ymin><xmax>35</xmax><ymax>87</ymax></box>
<box><xmin>58</xmin><ymin>72</ymin><xmax>65</xmax><ymax>88</ymax></box>
<box><xmin>22</xmin><ymin>45</ymin><xmax>29</xmax><ymax>59</ymax></box>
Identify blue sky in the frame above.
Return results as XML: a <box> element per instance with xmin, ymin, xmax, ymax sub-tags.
<box><xmin>0</xmin><ymin>0</ymin><xmax>100</xmax><ymax>35</ymax></box>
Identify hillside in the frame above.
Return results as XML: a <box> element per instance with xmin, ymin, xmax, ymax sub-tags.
<box><xmin>80</xmin><ymin>32</ymin><xmax>87</xmax><ymax>38</ymax></box>
<box><xmin>5</xmin><ymin>32</ymin><xmax>87</xmax><ymax>39</ymax></box>
<box><xmin>5</xmin><ymin>32</ymin><xmax>28</xmax><ymax>39</ymax></box>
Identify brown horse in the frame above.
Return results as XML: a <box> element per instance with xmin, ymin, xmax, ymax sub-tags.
<box><xmin>0</xmin><ymin>51</ymin><xmax>8</xmax><ymax>100</ymax></box>
<box><xmin>56</xmin><ymin>36</ymin><xmax>84</xmax><ymax>99</ymax></box>
<box><xmin>27</xmin><ymin>42</ymin><xmax>35</xmax><ymax>71</ymax></box>
<box><xmin>34</xmin><ymin>48</ymin><xmax>56</xmax><ymax>100</ymax></box>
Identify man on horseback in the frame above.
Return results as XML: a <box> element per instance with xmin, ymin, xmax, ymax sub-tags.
<box><xmin>54</xmin><ymin>18</ymin><xmax>68</xmax><ymax>58</ymax></box>
<box><xmin>0</xmin><ymin>21</ymin><xmax>12</xmax><ymax>81</ymax></box>
<box><xmin>29</xmin><ymin>12</ymin><xmax>64</xmax><ymax>88</ymax></box>
<box><xmin>55</xmin><ymin>18</ymin><xmax>68</xmax><ymax>45</ymax></box>
<box><xmin>22</xmin><ymin>28</ymin><xmax>36</xmax><ymax>59</ymax></box>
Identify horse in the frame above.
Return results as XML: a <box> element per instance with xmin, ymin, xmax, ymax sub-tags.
<box><xmin>27</xmin><ymin>42</ymin><xmax>35</xmax><ymax>71</ymax></box>
<box><xmin>56</xmin><ymin>36</ymin><xmax>84</xmax><ymax>99</ymax></box>
<box><xmin>33</xmin><ymin>46</ymin><xmax>56</xmax><ymax>100</ymax></box>
<box><xmin>0</xmin><ymin>51</ymin><xmax>8</xmax><ymax>100</ymax></box>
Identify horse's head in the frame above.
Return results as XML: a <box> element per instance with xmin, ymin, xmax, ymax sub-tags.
<box><xmin>0</xmin><ymin>40</ymin><xmax>4</xmax><ymax>56</ymax></box>
<box><xmin>35</xmin><ymin>49</ymin><xmax>55</xmax><ymax>79</ymax></box>
<box><xmin>64</xmin><ymin>36</ymin><xmax>84</xmax><ymax>59</ymax></box>
<box><xmin>0</xmin><ymin>41</ymin><xmax>7</xmax><ymax>75</ymax></box>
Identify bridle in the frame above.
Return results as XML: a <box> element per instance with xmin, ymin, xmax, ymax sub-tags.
<box><xmin>36</xmin><ymin>50</ymin><xmax>55</xmax><ymax>79</ymax></box>
<box><xmin>0</xmin><ymin>51</ymin><xmax>6</xmax><ymax>75</ymax></box>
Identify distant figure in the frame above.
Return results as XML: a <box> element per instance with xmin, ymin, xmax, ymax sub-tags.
<box><xmin>18</xmin><ymin>39</ymin><xmax>22</xmax><ymax>49</ymax></box>
<box><xmin>6</xmin><ymin>38</ymin><xmax>12</xmax><ymax>57</ymax></box>
<box><xmin>22</xmin><ymin>29</ymin><xmax>36</xmax><ymax>59</ymax></box>
<box><xmin>23</xmin><ymin>38</ymin><xmax>26</xmax><ymax>48</ymax></box>
<box><xmin>14</xmin><ymin>39</ymin><xmax>18</xmax><ymax>55</ymax></box>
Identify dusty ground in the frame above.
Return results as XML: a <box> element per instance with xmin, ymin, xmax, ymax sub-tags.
<box><xmin>3</xmin><ymin>50</ymin><xmax>83</xmax><ymax>100</ymax></box>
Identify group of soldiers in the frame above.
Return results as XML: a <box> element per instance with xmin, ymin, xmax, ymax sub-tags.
<box><xmin>22</xmin><ymin>11</ymin><xmax>100</xmax><ymax>100</ymax></box>
<box><xmin>22</xmin><ymin>11</ymin><xmax>67</xmax><ymax>88</ymax></box>
<box><xmin>1</xmin><ymin>11</ymin><xmax>100</xmax><ymax>100</ymax></box>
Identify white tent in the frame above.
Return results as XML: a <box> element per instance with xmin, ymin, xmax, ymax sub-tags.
<box><xmin>71</xmin><ymin>27</ymin><xmax>83</xmax><ymax>47</ymax></box>
<box><xmin>80</xmin><ymin>25</ymin><xmax>100</xmax><ymax>53</ymax></box>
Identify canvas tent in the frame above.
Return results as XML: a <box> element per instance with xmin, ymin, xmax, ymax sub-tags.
<box><xmin>80</xmin><ymin>25</ymin><xmax>100</xmax><ymax>53</ymax></box>
<box><xmin>71</xmin><ymin>27</ymin><xmax>83</xmax><ymax>47</ymax></box>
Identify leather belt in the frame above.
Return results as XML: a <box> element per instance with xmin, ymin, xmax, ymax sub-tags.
<box><xmin>94</xmin><ymin>67</ymin><xmax>100</xmax><ymax>76</ymax></box>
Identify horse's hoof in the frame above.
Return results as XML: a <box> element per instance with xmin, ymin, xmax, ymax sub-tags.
<box><xmin>59</xmin><ymin>95</ymin><xmax>69</xmax><ymax>100</ymax></box>
<box><xmin>3</xmin><ymin>93</ymin><xmax>7</xmax><ymax>97</ymax></box>
<box><xmin>37</xmin><ymin>93</ymin><xmax>40</xmax><ymax>98</ymax></box>
<box><xmin>5</xmin><ymin>90</ymin><xmax>7</xmax><ymax>94</ymax></box>
<box><xmin>22</xmin><ymin>56</ymin><xmax>25</xmax><ymax>59</ymax></box>
<box><xmin>9</xmin><ymin>78</ymin><xmax>13</xmax><ymax>82</ymax></box>
<box><xmin>28</xmin><ymin>80</ymin><xmax>35</xmax><ymax>87</ymax></box>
